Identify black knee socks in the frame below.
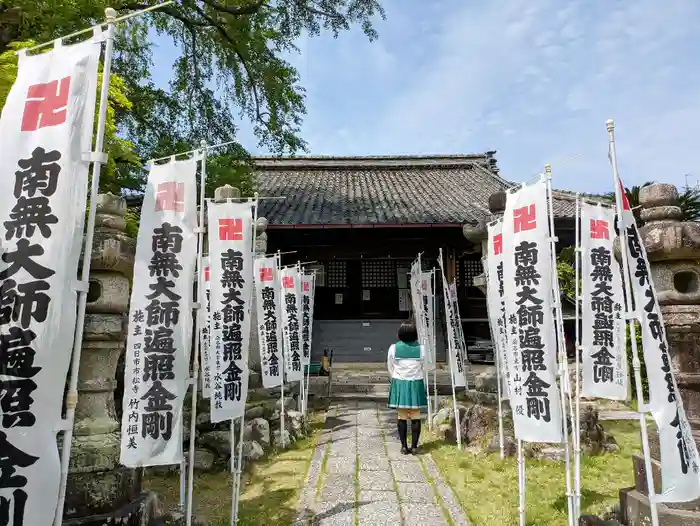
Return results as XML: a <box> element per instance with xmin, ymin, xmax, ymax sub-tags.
<box><xmin>397</xmin><ymin>419</ymin><xmax>408</xmax><ymax>449</ymax></box>
<box><xmin>411</xmin><ymin>419</ymin><xmax>421</xmax><ymax>449</ymax></box>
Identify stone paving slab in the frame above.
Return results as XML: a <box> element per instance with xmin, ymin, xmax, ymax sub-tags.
<box><xmin>302</xmin><ymin>402</ymin><xmax>468</xmax><ymax>525</ymax></box>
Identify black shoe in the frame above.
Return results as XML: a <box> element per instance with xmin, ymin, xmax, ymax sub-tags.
<box><xmin>410</xmin><ymin>447</ymin><xmax>419</xmax><ymax>455</ymax></box>
<box><xmin>401</xmin><ymin>446</ymin><xmax>410</xmax><ymax>455</ymax></box>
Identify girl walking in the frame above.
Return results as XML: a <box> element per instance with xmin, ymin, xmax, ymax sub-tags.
<box><xmin>387</xmin><ymin>320</ymin><xmax>428</xmax><ymax>454</ymax></box>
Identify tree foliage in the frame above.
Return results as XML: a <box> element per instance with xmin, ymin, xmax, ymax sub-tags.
<box><xmin>1</xmin><ymin>0</ymin><xmax>385</xmax><ymax>194</ymax></box>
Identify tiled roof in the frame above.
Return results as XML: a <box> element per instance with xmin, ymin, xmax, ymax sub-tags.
<box><xmin>254</xmin><ymin>154</ymin><xmax>598</xmax><ymax>226</ymax></box>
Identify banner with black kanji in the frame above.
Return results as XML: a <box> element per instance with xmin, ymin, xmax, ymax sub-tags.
<box><xmin>207</xmin><ymin>201</ymin><xmax>255</xmax><ymax>423</ymax></box>
<box><xmin>0</xmin><ymin>38</ymin><xmax>100</xmax><ymax>525</ymax></box>
<box><xmin>255</xmin><ymin>256</ymin><xmax>283</xmax><ymax>388</ymax></box>
<box><xmin>280</xmin><ymin>266</ymin><xmax>304</xmax><ymax>383</ymax></box>
<box><xmin>501</xmin><ymin>180</ymin><xmax>563</xmax><ymax>443</ymax></box>
<box><xmin>120</xmin><ymin>158</ymin><xmax>198</xmax><ymax>466</ymax></box>
<box><xmin>580</xmin><ymin>202</ymin><xmax>627</xmax><ymax>400</ymax></box>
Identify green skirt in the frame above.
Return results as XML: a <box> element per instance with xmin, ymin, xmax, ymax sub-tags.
<box><xmin>388</xmin><ymin>378</ymin><xmax>428</xmax><ymax>409</ymax></box>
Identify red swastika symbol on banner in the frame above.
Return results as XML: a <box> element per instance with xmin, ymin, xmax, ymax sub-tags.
<box><xmin>204</xmin><ymin>266</ymin><xmax>210</xmax><ymax>281</ymax></box>
<box><xmin>618</xmin><ymin>180</ymin><xmax>631</xmax><ymax>211</ymax></box>
<box><xmin>513</xmin><ymin>204</ymin><xmax>536</xmax><ymax>233</ymax></box>
<box><xmin>260</xmin><ymin>267</ymin><xmax>273</xmax><ymax>282</ymax></box>
<box><xmin>282</xmin><ymin>276</ymin><xmax>294</xmax><ymax>289</ymax></box>
<box><xmin>590</xmin><ymin>219</ymin><xmax>609</xmax><ymax>239</ymax></box>
<box><xmin>493</xmin><ymin>233</ymin><xmax>503</xmax><ymax>255</ymax></box>
<box><xmin>21</xmin><ymin>77</ymin><xmax>71</xmax><ymax>131</ymax></box>
<box><xmin>219</xmin><ymin>218</ymin><xmax>243</xmax><ymax>241</ymax></box>
<box><xmin>154</xmin><ymin>182</ymin><xmax>185</xmax><ymax>212</ymax></box>
<box><xmin>303</xmin><ymin>281</ymin><xmax>310</xmax><ymax>292</ymax></box>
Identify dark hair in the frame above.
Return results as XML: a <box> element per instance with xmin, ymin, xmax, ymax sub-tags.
<box><xmin>397</xmin><ymin>320</ymin><xmax>418</xmax><ymax>343</ymax></box>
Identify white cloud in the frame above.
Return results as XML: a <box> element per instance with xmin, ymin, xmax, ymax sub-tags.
<box><xmin>275</xmin><ymin>0</ymin><xmax>700</xmax><ymax>194</ymax></box>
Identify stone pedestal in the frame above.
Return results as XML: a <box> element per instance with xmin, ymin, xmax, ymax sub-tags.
<box><xmin>619</xmin><ymin>183</ymin><xmax>700</xmax><ymax>525</ymax></box>
<box><xmin>63</xmin><ymin>194</ymin><xmax>161</xmax><ymax>525</ymax></box>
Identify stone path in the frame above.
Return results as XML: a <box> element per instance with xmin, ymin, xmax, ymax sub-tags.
<box><xmin>295</xmin><ymin>401</ymin><xmax>469</xmax><ymax>525</ymax></box>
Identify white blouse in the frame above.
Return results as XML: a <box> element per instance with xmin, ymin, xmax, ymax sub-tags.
<box><xmin>387</xmin><ymin>343</ymin><xmax>425</xmax><ymax>381</ymax></box>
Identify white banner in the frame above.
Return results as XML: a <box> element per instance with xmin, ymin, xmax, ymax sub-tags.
<box><xmin>120</xmin><ymin>158</ymin><xmax>197</xmax><ymax>467</ymax></box>
<box><xmin>255</xmin><ymin>256</ymin><xmax>283</xmax><ymax>388</ymax></box>
<box><xmin>301</xmin><ymin>273</ymin><xmax>316</xmax><ymax>368</ymax></box>
<box><xmin>200</xmin><ymin>257</ymin><xmax>212</xmax><ymax>398</ymax></box>
<box><xmin>410</xmin><ymin>261</ymin><xmax>431</xmax><ymax>365</ymax></box>
<box><xmin>421</xmin><ymin>271</ymin><xmax>436</xmax><ymax>371</ymax></box>
<box><xmin>580</xmin><ymin>203</ymin><xmax>627</xmax><ymax>400</ymax></box>
<box><xmin>449</xmin><ymin>282</ymin><xmax>469</xmax><ymax>368</ymax></box>
<box><xmin>437</xmin><ymin>258</ymin><xmax>467</xmax><ymax>387</ymax></box>
<box><xmin>617</xmin><ymin>178</ymin><xmax>700</xmax><ymax>502</ymax></box>
<box><xmin>280</xmin><ymin>266</ymin><xmax>304</xmax><ymax>382</ymax></box>
<box><xmin>207</xmin><ymin>201</ymin><xmax>254</xmax><ymax>422</ymax></box>
<box><xmin>0</xmin><ymin>38</ymin><xmax>100</xmax><ymax>525</ymax></box>
<box><xmin>501</xmin><ymin>180</ymin><xmax>563</xmax><ymax>443</ymax></box>
<box><xmin>486</xmin><ymin>220</ymin><xmax>512</xmax><ymax>399</ymax></box>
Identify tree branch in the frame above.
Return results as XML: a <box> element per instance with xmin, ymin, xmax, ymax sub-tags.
<box><xmin>200</xmin><ymin>0</ymin><xmax>267</xmax><ymax>17</ymax></box>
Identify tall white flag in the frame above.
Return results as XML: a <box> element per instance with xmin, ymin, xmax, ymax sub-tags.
<box><xmin>421</xmin><ymin>271</ymin><xmax>436</xmax><ymax>371</ymax></box>
<box><xmin>120</xmin><ymin>158</ymin><xmax>198</xmax><ymax>467</ymax></box>
<box><xmin>410</xmin><ymin>261</ymin><xmax>431</xmax><ymax>366</ymax></box>
<box><xmin>301</xmin><ymin>273</ymin><xmax>316</xmax><ymax>368</ymax></box>
<box><xmin>437</xmin><ymin>256</ymin><xmax>467</xmax><ymax>388</ymax></box>
<box><xmin>0</xmin><ymin>38</ymin><xmax>100</xmax><ymax>525</ymax></box>
<box><xmin>486</xmin><ymin>220</ymin><xmax>512</xmax><ymax>399</ymax></box>
<box><xmin>580</xmin><ymin>203</ymin><xmax>627</xmax><ymax>400</ymax></box>
<box><xmin>501</xmin><ymin>180</ymin><xmax>563</xmax><ymax>443</ymax></box>
<box><xmin>255</xmin><ymin>256</ymin><xmax>283</xmax><ymax>388</ymax></box>
<box><xmin>208</xmin><ymin>201</ymin><xmax>254</xmax><ymax>422</ymax></box>
<box><xmin>280</xmin><ymin>266</ymin><xmax>304</xmax><ymax>382</ymax></box>
<box><xmin>616</xmin><ymin>177</ymin><xmax>700</xmax><ymax>502</ymax></box>
<box><xmin>200</xmin><ymin>257</ymin><xmax>212</xmax><ymax>398</ymax></box>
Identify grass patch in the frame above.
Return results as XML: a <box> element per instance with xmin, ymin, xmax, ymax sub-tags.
<box><xmin>144</xmin><ymin>415</ymin><xmax>324</xmax><ymax>526</ymax></box>
<box><xmin>427</xmin><ymin>421</ymin><xmax>640</xmax><ymax>526</ymax></box>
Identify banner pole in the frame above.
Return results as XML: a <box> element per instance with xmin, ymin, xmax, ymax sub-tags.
<box><xmin>185</xmin><ymin>141</ymin><xmax>208</xmax><ymax>526</ymax></box>
<box><xmin>278</xmin><ymin>251</ymin><xmax>286</xmax><ymax>448</ymax></box>
<box><xmin>231</xmin><ymin>194</ymin><xmax>260</xmax><ymax>523</ymax></box>
<box><xmin>606</xmin><ymin>119</ymin><xmax>660</xmax><ymax>526</ymax></box>
<box><xmin>517</xmin><ymin>439</ymin><xmax>526</xmax><ymax>526</ymax></box>
<box><xmin>54</xmin><ymin>10</ymin><xmax>116</xmax><ymax>526</ymax></box>
<box><xmin>544</xmin><ymin>166</ymin><xmax>575</xmax><ymax>526</ymax></box>
<box><xmin>297</xmin><ymin>261</ymin><xmax>305</xmax><ymax>415</ymax></box>
<box><xmin>432</xmin><ymin>270</ymin><xmax>438</xmax><ymax>414</ymax></box>
<box><xmin>418</xmin><ymin>254</ymin><xmax>433</xmax><ymax>431</ymax></box>
<box><xmin>574</xmin><ymin>193</ymin><xmax>582</xmax><ymax>519</ymax></box>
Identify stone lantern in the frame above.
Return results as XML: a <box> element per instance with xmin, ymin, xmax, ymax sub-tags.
<box><xmin>620</xmin><ymin>183</ymin><xmax>700</xmax><ymax>524</ymax></box>
<box><xmin>63</xmin><ymin>193</ymin><xmax>161</xmax><ymax>524</ymax></box>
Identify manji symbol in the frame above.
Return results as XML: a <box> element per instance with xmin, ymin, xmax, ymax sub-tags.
<box><xmin>21</xmin><ymin>77</ymin><xmax>71</xmax><ymax>131</ymax></box>
<box><xmin>513</xmin><ymin>205</ymin><xmax>537</xmax><ymax>233</ymax></box>
<box><xmin>590</xmin><ymin>219</ymin><xmax>609</xmax><ymax>240</ymax></box>
<box><xmin>155</xmin><ymin>182</ymin><xmax>185</xmax><ymax>212</ymax></box>
<box><xmin>260</xmin><ymin>267</ymin><xmax>273</xmax><ymax>282</ymax></box>
<box><xmin>204</xmin><ymin>266</ymin><xmax>210</xmax><ymax>282</ymax></box>
<box><xmin>219</xmin><ymin>218</ymin><xmax>243</xmax><ymax>241</ymax></box>
<box><xmin>303</xmin><ymin>281</ymin><xmax>310</xmax><ymax>292</ymax></box>
<box><xmin>493</xmin><ymin>233</ymin><xmax>503</xmax><ymax>255</ymax></box>
<box><xmin>282</xmin><ymin>276</ymin><xmax>294</xmax><ymax>289</ymax></box>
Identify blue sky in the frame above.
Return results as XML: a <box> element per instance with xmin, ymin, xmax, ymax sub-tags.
<box><xmin>150</xmin><ymin>0</ymin><xmax>700</xmax><ymax>195</ymax></box>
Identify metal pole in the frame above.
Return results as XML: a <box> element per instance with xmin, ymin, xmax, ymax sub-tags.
<box><xmin>574</xmin><ymin>193</ymin><xmax>582</xmax><ymax>519</ymax></box>
<box><xmin>418</xmin><ymin>254</ymin><xmax>433</xmax><ymax>431</ymax></box>
<box><xmin>297</xmin><ymin>261</ymin><xmax>305</xmax><ymax>415</ymax></box>
<box><xmin>432</xmin><ymin>270</ymin><xmax>438</xmax><ymax>414</ymax></box>
<box><xmin>606</xmin><ymin>119</ymin><xmax>660</xmax><ymax>526</ymax></box>
<box><xmin>278</xmin><ymin>251</ymin><xmax>286</xmax><ymax>448</ymax></box>
<box><xmin>544</xmin><ymin>166</ymin><xmax>575</xmax><ymax>526</ymax></box>
<box><xmin>231</xmin><ymin>194</ymin><xmax>260</xmax><ymax>523</ymax></box>
<box><xmin>54</xmin><ymin>11</ymin><xmax>115</xmax><ymax>526</ymax></box>
<box><xmin>517</xmin><ymin>439</ymin><xmax>526</xmax><ymax>526</ymax></box>
<box><xmin>185</xmin><ymin>141</ymin><xmax>208</xmax><ymax>525</ymax></box>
